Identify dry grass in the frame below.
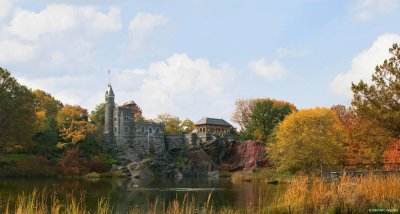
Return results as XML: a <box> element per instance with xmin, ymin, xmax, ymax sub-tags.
<box><xmin>276</xmin><ymin>174</ymin><xmax>400</xmax><ymax>213</ymax></box>
<box><xmin>231</xmin><ymin>172</ymin><xmax>254</xmax><ymax>183</ymax></box>
<box><xmin>1</xmin><ymin>175</ymin><xmax>400</xmax><ymax>213</ymax></box>
<box><xmin>0</xmin><ymin>188</ymin><xmax>110</xmax><ymax>214</ymax></box>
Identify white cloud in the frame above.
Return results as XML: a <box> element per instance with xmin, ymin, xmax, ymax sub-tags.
<box><xmin>331</xmin><ymin>33</ymin><xmax>400</xmax><ymax>97</ymax></box>
<box><xmin>8</xmin><ymin>5</ymin><xmax>121</xmax><ymax>41</ymax></box>
<box><xmin>128</xmin><ymin>12</ymin><xmax>168</xmax><ymax>52</ymax></box>
<box><xmin>0</xmin><ymin>40</ymin><xmax>35</xmax><ymax>63</ymax></box>
<box><xmin>116</xmin><ymin>53</ymin><xmax>235</xmax><ymax>120</ymax></box>
<box><xmin>0</xmin><ymin>4</ymin><xmax>122</xmax><ymax>70</ymax></box>
<box><xmin>248</xmin><ymin>58</ymin><xmax>288</xmax><ymax>81</ymax></box>
<box><xmin>349</xmin><ymin>0</ymin><xmax>400</xmax><ymax>21</ymax></box>
<box><xmin>0</xmin><ymin>0</ymin><xmax>13</xmax><ymax>21</ymax></box>
<box><xmin>17</xmin><ymin>54</ymin><xmax>237</xmax><ymax>121</ymax></box>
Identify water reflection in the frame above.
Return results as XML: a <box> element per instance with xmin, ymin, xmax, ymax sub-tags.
<box><xmin>0</xmin><ymin>177</ymin><xmax>285</xmax><ymax>213</ymax></box>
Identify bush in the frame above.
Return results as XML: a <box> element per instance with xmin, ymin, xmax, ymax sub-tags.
<box><xmin>88</xmin><ymin>156</ymin><xmax>110</xmax><ymax>173</ymax></box>
<box><xmin>58</xmin><ymin>147</ymin><xmax>88</xmax><ymax>175</ymax></box>
<box><xmin>0</xmin><ymin>156</ymin><xmax>60</xmax><ymax>177</ymax></box>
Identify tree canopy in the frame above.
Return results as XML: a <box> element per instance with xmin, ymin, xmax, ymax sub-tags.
<box><xmin>0</xmin><ymin>68</ymin><xmax>36</xmax><ymax>151</ymax></box>
<box><xmin>232</xmin><ymin>98</ymin><xmax>296</xmax><ymax>143</ymax></box>
<box><xmin>57</xmin><ymin>105</ymin><xmax>96</xmax><ymax>147</ymax></box>
<box><xmin>352</xmin><ymin>43</ymin><xmax>400</xmax><ymax>138</ymax></box>
<box><xmin>269</xmin><ymin>108</ymin><xmax>346</xmax><ymax>174</ymax></box>
<box><xmin>156</xmin><ymin>113</ymin><xmax>194</xmax><ymax>134</ymax></box>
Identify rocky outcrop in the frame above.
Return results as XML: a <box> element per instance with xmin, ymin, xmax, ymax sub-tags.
<box><xmin>200</xmin><ymin>136</ymin><xmax>234</xmax><ymax>164</ymax></box>
<box><xmin>181</xmin><ymin>149</ymin><xmax>218</xmax><ymax>177</ymax></box>
<box><xmin>113</xmin><ymin>148</ymin><xmax>221</xmax><ymax>179</ymax></box>
<box><xmin>228</xmin><ymin>140</ymin><xmax>267</xmax><ymax>171</ymax></box>
<box><xmin>110</xmin><ymin>134</ymin><xmax>241</xmax><ymax>179</ymax></box>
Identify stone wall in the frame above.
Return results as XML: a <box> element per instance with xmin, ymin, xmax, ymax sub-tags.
<box><xmin>165</xmin><ymin>134</ymin><xmax>186</xmax><ymax>150</ymax></box>
<box><xmin>134</xmin><ymin>133</ymin><xmax>165</xmax><ymax>155</ymax></box>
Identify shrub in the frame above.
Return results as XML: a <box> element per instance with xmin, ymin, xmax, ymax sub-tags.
<box><xmin>58</xmin><ymin>147</ymin><xmax>88</xmax><ymax>175</ymax></box>
<box><xmin>0</xmin><ymin>156</ymin><xmax>60</xmax><ymax>177</ymax></box>
<box><xmin>88</xmin><ymin>156</ymin><xmax>110</xmax><ymax>173</ymax></box>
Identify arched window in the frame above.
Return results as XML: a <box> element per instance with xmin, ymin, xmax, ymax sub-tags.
<box><xmin>125</xmin><ymin>116</ymin><xmax>129</xmax><ymax>122</ymax></box>
<box><xmin>155</xmin><ymin>128</ymin><xmax>159</xmax><ymax>133</ymax></box>
<box><xmin>149</xmin><ymin>127</ymin><xmax>153</xmax><ymax>133</ymax></box>
<box><xmin>124</xmin><ymin>126</ymin><xmax>128</xmax><ymax>134</ymax></box>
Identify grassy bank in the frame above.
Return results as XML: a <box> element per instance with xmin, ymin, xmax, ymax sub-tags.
<box><xmin>0</xmin><ymin>153</ymin><xmax>120</xmax><ymax>178</ymax></box>
<box><xmin>1</xmin><ymin>174</ymin><xmax>399</xmax><ymax>213</ymax></box>
<box><xmin>231</xmin><ymin>168</ymin><xmax>294</xmax><ymax>183</ymax></box>
<box><xmin>0</xmin><ymin>154</ymin><xmax>32</xmax><ymax>162</ymax></box>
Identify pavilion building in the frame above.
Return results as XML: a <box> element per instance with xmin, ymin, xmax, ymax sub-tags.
<box><xmin>194</xmin><ymin>117</ymin><xmax>232</xmax><ymax>135</ymax></box>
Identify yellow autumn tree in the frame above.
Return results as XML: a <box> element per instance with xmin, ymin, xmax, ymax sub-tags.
<box><xmin>56</xmin><ymin>105</ymin><xmax>96</xmax><ymax>147</ymax></box>
<box><xmin>269</xmin><ymin>107</ymin><xmax>347</xmax><ymax>175</ymax></box>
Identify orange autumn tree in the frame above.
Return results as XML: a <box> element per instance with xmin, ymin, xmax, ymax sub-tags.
<box><xmin>56</xmin><ymin>105</ymin><xmax>96</xmax><ymax>148</ymax></box>
<box><xmin>331</xmin><ymin>105</ymin><xmax>392</xmax><ymax>169</ymax></box>
<box><xmin>383</xmin><ymin>140</ymin><xmax>400</xmax><ymax>170</ymax></box>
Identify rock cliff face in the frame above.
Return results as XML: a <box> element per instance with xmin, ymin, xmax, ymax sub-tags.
<box><xmin>112</xmin><ymin>136</ymin><xmax>267</xmax><ymax>179</ymax></box>
<box><xmin>200</xmin><ymin>136</ymin><xmax>234</xmax><ymax>164</ymax></box>
<box><xmin>117</xmin><ymin>148</ymin><xmax>219</xmax><ymax>179</ymax></box>
<box><xmin>227</xmin><ymin>140</ymin><xmax>268</xmax><ymax>171</ymax></box>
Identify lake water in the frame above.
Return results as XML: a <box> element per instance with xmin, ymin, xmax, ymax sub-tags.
<box><xmin>0</xmin><ymin>177</ymin><xmax>286</xmax><ymax>213</ymax></box>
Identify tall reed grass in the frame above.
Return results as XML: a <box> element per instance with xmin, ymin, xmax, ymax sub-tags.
<box><xmin>0</xmin><ymin>174</ymin><xmax>399</xmax><ymax>213</ymax></box>
<box><xmin>276</xmin><ymin>174</ymin><xmax>400</xmax><ymax>213</ymax></box>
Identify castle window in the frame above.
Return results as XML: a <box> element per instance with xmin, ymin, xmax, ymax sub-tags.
<box><xmin>149</xmin><ymin>127</ymin><xmax>153</xmax><ymax>133</ymax></box>
<box><xmin>125</xmin><ymin>116</ymin><xmax>129</xmax><ymax>122</ymax></box>
<box><xmin>155</xmin><ymin>128</ymin><xmax>159</xmax><ymax>134</ymax></box>
<box><xmin>124</xmin><ymin>126</ymin><xmax>128</xmax><ymax>134</ymax></box>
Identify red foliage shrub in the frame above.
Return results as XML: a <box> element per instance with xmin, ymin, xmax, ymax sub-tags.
<box><xmin>383</xmin><ymin>140</ymin><xmax>400</xmax><ymax>171</ymax></box>
<box><xmin>58</xmin><ymin>147</ymin><xmax>88</xmax><ymax>175</ymax></box>
<box><xmin>228</xmin><ymin>140</ymin><xmax>267</xmax><ymax>171</ymax></box>
<box><xmin>88</xmin><ymin>156</ymin><xmax>110</xmax><ymax>173</ymax></box>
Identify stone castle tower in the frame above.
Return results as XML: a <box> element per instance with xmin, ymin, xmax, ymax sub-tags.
<box><xmin>103</xmin><ymin>83</ymin><xmax>165</xmax><ymax>157</ymax></box>
<box><xmin>103</xmin><ymin>82</ymin><xmax>235</xmax><ymax>161</ymax></box>
<box><xmin>104</xmin><ymin>84</ymin><xmax>115</xmax><ymax>147</ymax></box>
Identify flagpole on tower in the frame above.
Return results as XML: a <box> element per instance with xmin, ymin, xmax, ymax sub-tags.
<box><xmin>108</xmin><ymin>69</ymin><xmax>111</xmax><ymax>85</ymax></box>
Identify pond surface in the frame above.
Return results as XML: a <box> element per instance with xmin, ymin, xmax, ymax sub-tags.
<box><xmin>0</xmin><ymin>177</ymin><xmax>285</xmax><ymax>213</ymax></box>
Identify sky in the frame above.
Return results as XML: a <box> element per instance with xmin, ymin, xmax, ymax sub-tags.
<box><xmin>1</xmin><ymin>0</ymin><xmax>400</xmax><ymax>124</ymax></box>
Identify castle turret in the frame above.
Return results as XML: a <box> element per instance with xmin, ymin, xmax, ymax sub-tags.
<box><xmin>104</xmin><ymin>84</ymin><xmax>115</xmax><ymax>147</ymax></box>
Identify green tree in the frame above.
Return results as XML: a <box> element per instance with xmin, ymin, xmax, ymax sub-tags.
<box><xmin>32</xmin><ymin>89</ymin><xmax>63</xmax><ymax>157</ymax></box>
<box><xmin>352</xmin><ymin>43</ymin><xmax>400</xmax><ymax>138</ymax></box>
<box><xmin>251</xmin><ymin>100</ymin><xmax>294</xmax><ymax>143</ymax></box>
<box><xmin>0</xmin><ymin>68</ymin><xmax>36</xmax><ymax>151</ymax></box>
<box><xmin>269</xmin><ymin>108</ymin><xmax>346</xmax><ymax>175</ymax></box>
<box><xmin>232</xmin><ymin>98</ymin><xmax>296</xmax><ymax>142</ymax></box>
<box><xmin>89</xmin><ymin>103</ymin><xmax>106</xmax><ymax>150</ymax></box>
<box><xmin>90</xmin><ymin>103</ymin><xmax>105</xmax><ymax>126</ymax></box>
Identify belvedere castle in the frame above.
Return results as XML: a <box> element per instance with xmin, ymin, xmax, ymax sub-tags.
<box><xmin>103</xmin><ymin>84</ymin><xmax>236</xmax><ymax>162</ymax></box>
